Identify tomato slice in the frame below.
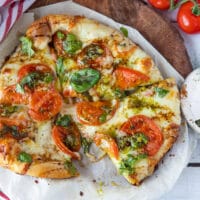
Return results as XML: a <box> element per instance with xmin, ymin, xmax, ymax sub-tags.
<box><xmin>114</xmin><ymin>66</ymin><xmax>149</xmax><ymax>90</ymax></box>
<box><xmin>77</xmin><ymin>43</ymin><xmax>113</xmax><ymax>69</ymax></box>
<box><xmin>120</xmin><ymin>115</ymin><xmax>163</xmax><ymax>156</ymax></box>
<box><xmin>17</xmin><ymin>63</ymin><xmax>53</xmax><ymax>81</ymax></box>
<box><xmin>76</xmin><ymin>100</ymin><xmax>118</xmax><ymax>126</ymax></box>
<box><xmin>29</xmin><ymin>90</ymin><xmax>62</xmax><ymax>121</ymax></box>
<box><xmin>1</xmin><ymin>85</ymin><xmax>29</xmax><ymax>104</ymax></box>
<box><xmin>94</xmin><ymin>133</ymin><xmax>119</xmax><ymax>160</ymax></box>
<box><xmin>52</xmin><ymin>125</ymin><xmax>81</xmax><ymax>159</ymax></box>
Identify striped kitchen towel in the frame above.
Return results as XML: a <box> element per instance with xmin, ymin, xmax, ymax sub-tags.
<box><xmin>0</xmin><ymin>0</ymin><xmax>36</xmax><ymax>43</ymax></box>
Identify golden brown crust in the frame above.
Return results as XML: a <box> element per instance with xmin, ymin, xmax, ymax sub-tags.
<box><xmin>0</xmin><ymin>137</ymin><xmax>29</xmax><ymax>174</ymax></box>
<box><xmin>26</xmin><ymin>15</ymin><xmax>83</xmax><ymax>49</ymax></box>
<box><xmin>26</xmin><ymin>161</ymin><xmax>79</xmax><ymax>179</ymax></box>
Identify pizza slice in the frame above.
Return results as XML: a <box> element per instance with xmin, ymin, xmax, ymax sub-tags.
<box><xmin>64</xmin><ymin>78</ymin><xmax>180</xmax><ymax>185</ymax></box>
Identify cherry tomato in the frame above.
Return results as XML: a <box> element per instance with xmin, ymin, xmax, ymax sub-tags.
<box><xmin>148</xmin><ymin>0</ymin><xmax>170</xmax><ymax>10</ymax></box>
<box><xmin>114</xmin><ymin>66</ymin><xmax>149</xmax><ymax>90</ymax></box>
<box><xmin>177</xmin><ymin>0</ymin><xmax>200</xmax><ymax>34</ymax></box>
<box><xmin>94</xmin><ymin>133</ymin><xmax>119</xmax><ymax>160</ymax></box>
<box><xmin>120</xmin><ymin>115</ymin><xmax>163</xmax><ymax>156</ymax></box>
<box><xmin>52</xmin><ymin>125</ymin><xmax>81</xmax><ymax>160</ymax></box>
<box><xmin>1</xmin><ymin>85</ymin><xmax>29</xmax><ymax>104</ymax></box>
<box><xmin>28</xmin><ymin>90</ymin><xmax>62</xmax><ymax>121</ymax></box>
<box><xmin>76</xmin><ymin>100</ymin><xmax>118</xmax><ymax>126</ymax></box>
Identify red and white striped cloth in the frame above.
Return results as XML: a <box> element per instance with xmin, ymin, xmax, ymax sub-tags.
<box><xmin>0</xmin><ymin>0</ymin><xmax>36</xmax><ymax>43</ymax></box>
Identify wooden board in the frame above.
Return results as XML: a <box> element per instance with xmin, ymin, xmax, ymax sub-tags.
<box><xmin>30</xmin><ymin>0</ymin><xmax>193</xmax><ymax>78</ymax></box>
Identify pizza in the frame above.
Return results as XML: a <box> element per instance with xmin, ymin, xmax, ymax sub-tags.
<box><xmin>0</xmin><ymin>14</ymin><xmax>181</xmax><ymax>185</ymax></box>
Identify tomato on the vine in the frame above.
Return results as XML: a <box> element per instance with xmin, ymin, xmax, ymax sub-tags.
<box><xmin>148</xmin><ymin>0</ymin><xmax>171</xmax><ymax>10</ymax></box>
<box><xmin>177</xmin><ymin>0</ymin><xmax>200</xmax><ymax>34</ymax></box>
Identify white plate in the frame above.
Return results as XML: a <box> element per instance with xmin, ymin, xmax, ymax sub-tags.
<box><xmin>181</xmin><ymin>68</ymin><xmax>200</xmax><ymax>134</ymax></box>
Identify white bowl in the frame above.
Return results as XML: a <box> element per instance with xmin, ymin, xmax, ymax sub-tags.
<box><xmin>181</xmin><ymin>68</ymin><xmax>200</xmax><ymax>134</ymax></box>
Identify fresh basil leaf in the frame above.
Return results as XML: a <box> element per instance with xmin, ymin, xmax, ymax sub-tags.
<box><xmin>57</xmin><ymin>31</ymin><xmax>65</xmax><ymax>39</ymax></box>
<box><xmin>120</xmin><ymin>27</ymin><xmax>128</xmax><ymax>37</ymax></box>
<box><xmin>119</xmin><ymin>154</ymin><xmax>147</xmax><ymax>175</ymax></box>
<box><xmin>18</xmin><ymin>152</ymin><xmax>32</xmax><ymax>163</ymax></box>
<box><xmin>20</xmin><ymin>36</ymin><xmax>35</xmax><ymax>57</ymax></box>
<box><xmin>56</xmin><ymin>115</ymin><xmax>71</xmax><ymax>127</ymax></box>
<box><xmin>81</xmin><ymin>137</ymin><xmax>92</xmax><ymax>154</ymax></box>
<box><xmin>70</xmin><ymin>68</ymin><xmax>100</xmax><ymax>93</ymax></box>
<box><xmin>56</xmin><ymin>57</ymin><xmax>64</xmax><ymax>75</ymax></box>
<box><xmin>155</xmin><ymin>87</ymin><xmax>169</xmax><ymax>98</ymax></box>
<box><xmin>195</xmin><ymin>119</ymin><xmax>200</xmax><ymax>127</ymax></box>
<box><xmin>63</xmin><ymin>33</ymin><xmax>82</xmax><ymax>54</ymax></box>
<box><xmin>64</xmin><ymin>160</ymin><xmax>77</xmax><ymax>175</ymax></box>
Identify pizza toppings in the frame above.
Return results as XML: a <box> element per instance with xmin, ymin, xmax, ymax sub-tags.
<box><xmin>64</xmin><ymin>160</ymin><xmax>77</xmax><ymax>175</ymax></box>
<box><xmin>52</xmin><ymin>115</ymin><xmax>81</xmax><ymax>159</ymax></box>
<box><xmin>70</xmin><ymin>68</ymin><xmax>100</xmax><ymax>93</ymax></box>
<box><xmin>77</xmin><ymin>43</ymin><xmax>113</xmax><ymax>69</ymax></box>
<box><xmin>117</xmin><ymin>132</ymin><xmax>148</xmax><ymax>150</ymax></box>
<box><xmin>16</xmin><ymin>64</ymin><xmax>54</xmax><ymax>93</ymax></box>
<box><xmin>114</xmin><ymin>66</ymin><xmax>150</xmax><ymax>90</ymax></box>
<box><xmin>120</xmin><ymin>27</ymin><xmax>128</xmax><ymax>37</ymax></box>
<box><xmin>20</xmin><ymin>36</ymin><xmax>35</xmax><ymax>57</ymax></box>
<box><xmin>0</xmin><ymin>105</ymin><xmax>18</xmax><ymax>117</ymax></box>
<box><xmin>154</xmin><ymin>87</ymin><xmax>169</xmax><ymax>98</ymax></box>
<box><xmin>94</xmin><ymin>133</ymin><xmax>119</xmax><ymax>160</ymax></box>
<box><xmin>120</xmin><ymin>115</ymin><xmax>163</xmax><ymax>156</ymax></box>
<box><xmin>18</xmin><ymin>152</ymin><xmax>32</xmax><ymax>163</ymax></box>
<box><xmin>76</xmin><ymin>100</ymin><xmax>118</xmax><ymax>126</ymax></box>
<box><xmin>81</xmin><ymin>137</ymin><xmax>92</xmax><ymax>154</ymax></box>
<box><xmin>54</xmin><ymin>31</ymin><xmax>82</xmax><ymax>55</ymax></box>
<box><xmin>28</xmin><ymin>90</ymin><xmax>62</xmax><ymax>121</ymax></box>
<box><xmin>119</xmin><ymin>154</ymin><xmax>147</xmax><ymax>175</ymax></box>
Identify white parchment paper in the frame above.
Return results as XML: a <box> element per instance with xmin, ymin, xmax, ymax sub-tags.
<box><xmin>0</xmin><ymin>1</ymin><xmax>196</xmax><ymax>200</ymax></box>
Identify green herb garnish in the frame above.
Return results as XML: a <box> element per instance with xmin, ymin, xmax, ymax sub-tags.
<box><xmin>57</xmin><ymin>31</ymin><xmax>65</xmax><ymax>39</ymax></box>
<box><xmin>64</xmin><ymin>160</ymin><xmax>77</xmax><ymax>175</ymax></box>
<box><xmin>119</xmin><ymin>154</ymin><xmax>147</xmax><ymax>175</ymax></box>
<box><xmin>114</xmin><ymin>88</ymin><xmax>126</xmax><ymax>99</ymax></box>
<box><xmin>99</xmin><ymin>113</ymin><xmax>107</xmax><ymax>123</ymax></box>
<box><xmin>18</xmin><ymin>152</ymin><xmax>32</xmax><ymax>163</ymax></box>
<box><xmin>63</xmin><ymin>33</ymin><xmax>82</xmax><ymax>54</ymax></box>
<box><xmin>120</xmin><ymin>27</ymin><xmax>128</xmax><ymax>37</ymax></box>
<box><xmin>81</xmin><ymin>137</ymin><xmax>92</xmax><ymax>154</ymax></box>
<box><xmin>155</xmin><ymin>87</ymin><xmax>169</xmax><ymax>98</ymax></box>
<box><xmin>0</xmin><ymin>105</ymin><xmax>18</xmax><ymax>116</ymax></box>
<box><xmin>86</xmin><ymin>44</ymin><xmax>104</xmax><ymax>59</ymax></box>
<box><xmin>70</xmin><ymin>68</ymin><xmax>100</xmax><ymax>93</ymax></box>
<box><xmin>55</xmin><ymin>115</ymin><xmax>71</xmax><ymax>127</ymax></box>
<box><xmin>117</xmin><ymin>132</ymin><xmax>148</xmax><ymax>150</ymax></box>
<box><xmin>20</xmin><ymin>36</ymin><xmax>35</xmax><ymax>57</ymax></box>
<box><xmin>16</xmin><ymin>72</ymin><xmax>53</xmax><ymax>93</ymax></box>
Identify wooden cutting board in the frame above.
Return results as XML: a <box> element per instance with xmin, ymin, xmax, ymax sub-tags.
<box><xmin>30</xmin><ymin>0</ymin><xmax>193</xmax><ymax>78</ymax></box>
